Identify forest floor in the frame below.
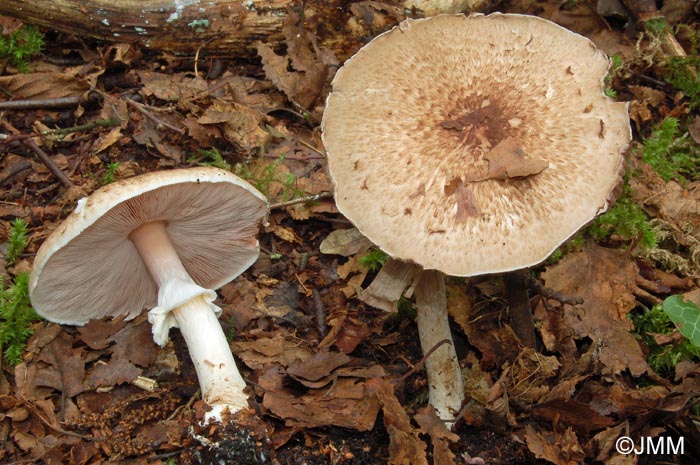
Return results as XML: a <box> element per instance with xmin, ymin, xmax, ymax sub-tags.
<box><xmin>1</xmin><ymin>0</ymin><xmax>700</xmax><ymax>464</ymax></box>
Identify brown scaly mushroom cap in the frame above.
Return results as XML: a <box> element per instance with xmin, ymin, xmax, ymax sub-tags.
<box><xmin>322</xmin><ymin>13</ymin><xmax>631</xmax><ymax>276</ymax></box>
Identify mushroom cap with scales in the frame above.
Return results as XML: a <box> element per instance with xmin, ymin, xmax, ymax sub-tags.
<box><xmin>322</xmin><ymin>13</ymin><xmax>631</xmax><ymax>276</ymax></box>
<box><xmin>29</xmin><ymin>167</ymin><xmax>268</xmax><ymax>325</ymax></box>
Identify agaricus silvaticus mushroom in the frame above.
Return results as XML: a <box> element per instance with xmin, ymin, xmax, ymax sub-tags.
<box><xmin>322</xmin><ymin>14</ymin><xmax>630</xmax><ymax>424</ymax></box>
<box><xmin>29</xmin><ymin>167</ymin><xmax>268</xmax><ymax>423</ymax></box>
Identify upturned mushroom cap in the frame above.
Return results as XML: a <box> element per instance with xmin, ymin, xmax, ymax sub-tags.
<box><xmin>322</xmin><ymin>13</ymin><xmax>631</xmax><ymax>277</ymax></box>
<box><xmin>30</xmin><ymin>167</ymin><xmax>268</xmax><ymax>324</ymax></box>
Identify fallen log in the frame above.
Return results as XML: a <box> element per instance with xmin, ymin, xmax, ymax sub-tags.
<box><xmin>0</xmin><ymin>0</ymin><xmax>476</xmax><ymax>58</ymax></box>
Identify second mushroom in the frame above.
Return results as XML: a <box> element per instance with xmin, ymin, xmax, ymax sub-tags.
<box><xmin>29</xmin><ymin>167</ymin><xmax>269</xmax><ymax>424</ymax></box>
<box><xmin>322</xmin><ymin>14</ymin><xmax>631</xmax><ymax>424</ymax></box>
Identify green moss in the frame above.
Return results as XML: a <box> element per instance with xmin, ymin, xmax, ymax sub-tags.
<box><xmin>547</xmin><ymin>233</ymin><xmax>586</xmax><ymax>264</ymax></box>
<box><xmin>188</xmin><ymin>147</ymin><xmax>232</xmax><ymax>171</ymax></box>
<box><xmin>665</xmin><ymin>28</ymin><xmax>700</xmax><ymax>110</ymax></box>
<box><xmin>235</xmin><ymin>153</ymin><xmax>304</xmax><ymax>201</ymax></box>
<box><xmin>0</xmin><ymin>25</ymin><xmax>43</xmax><ymax>72</ymax></box>
<box><xmin>642</xmin><ymin>118</ymin><xmax>699</xmax><ymax>182</ymax></box>
<box><xmin>101</xmin><ymin>162</ymin><xmax>121</xmax><ymax>185</ymax></box>
<box><xmin>588</xmin><ymin>179</ymin><xmax>657</xmax><ymax>250</ymax></box>
<box><xmin>631</xmin><ymin>303</ymin><xmax>700</xmax><ymax>376</ymax></box>
<box><xmin>359</xmin><ymin>247</ymin><xmax>389</xmax><ymax>272</ymax></box>
<box><xmin>5</xmin><ymin>218</ymin><xmax>28</xmax><ymax>266</ymax></box>
<box><xmin>0</xmin><ymin>273</ymin><xmax>40</xmax><ymax>365</ymax></box>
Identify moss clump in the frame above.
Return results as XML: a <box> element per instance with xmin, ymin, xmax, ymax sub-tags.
<box><xmin>588</xmin><ymin>178</ymin><xmax>657</xmax><ymax>250</ymax></box>
<box><xmin>631</xmin><ymin>302</ymin><xmax>700</xmax><ymax>376</ymax></box>
<box><xmin>0</xmin><ymin>25</ymin><xmax>43</xmax><ymax>72</ymax></box>
<box><xmin>642</xmin><ymin>118</ymin><xmax>699</xmax><ymax>182</ymax></box>
<box><xmin>0</xmin><ymin>273</ymin><xmax>40</xmax><ymax>365</ymax></box>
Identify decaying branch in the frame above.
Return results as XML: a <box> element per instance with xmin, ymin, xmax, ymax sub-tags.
<box><xmin>0</xmin><ymin>0</ymin><xmax>476</xmax><ymax>57</ymax></box>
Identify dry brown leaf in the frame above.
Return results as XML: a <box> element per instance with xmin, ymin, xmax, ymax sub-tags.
<box><xmin>286</xmin><ymin>348</ymin><xmax>350</xmax><ymax>382</ymax></box>
<box><xmin>231</xmin><ymin>336</ymin><xmax>313</xmax><ymax>370</ymax></box>
<box><xmin>320</xmin><ymin>228</ymin><xmax>373</xmax><ymax>257</ymax></box>
<box><xmin>532</xmin><ymin>399</ymin><xmax>616</xmax><ymax>431</ymax></box>
<box><xmin>524</xmin><ymin>424</ymin><xmax>585</xmax><ymax>465</ymax></box>
<box><xmin>198</xmin><ymin>101</ymin><xmax>271</xmax><ymax>151</ymax></box>
<box><xmin>631</xmin><ymin>161</ymin><xmax>700</xmax><ymax>241</ymax></box>
<box><xmin>263</xmin><ymin>377</ymin><xmax>379</xmax><ymax>431</ymax></box>
<box><xmin>415</xmin><ymin>405</ymin><xmax>459</xmax><ymax>465</ymax></box>
<box><xmin>0</xmin><ymin>68</ymin><xmax>89</xmax><ymax>100</ymax></box>
<box><xmin>92</xmin><ymin>126</ymin><xmax>123</xmax><ymax>155</ymax></box>
<box><xmin>137</xmin><ymin>70</ymin><xmax>208</xmax><ymax>103</ymax></box>
<box><xmin>34</xmin><ymin>331</ymin><xmax>86</xmax><ymax>398</ymax></box>
<box><xmin>507</xmin><ymin>349</ymin><xmax>560</xmax><ymax>403</ymax></box>
<box><xmin>366</xmin><ymin>377</ymin><xmax>428</xmax><ymax>465</ymax></box>
<box><xmin>88</xmin><ymin>358</ymin><xmax>142</xmax><ymax>388</ymax></box>
<box><xmin>539</xmin><ymin>243</ymin><xmax>651</xmax><ymax>376</ymax></box>
<box><xmin>256</xmin><ymin>8</ymin><xmax>331</xmax><ymax>110</ymax></box>
<box><xmin>482</xmin><ymin>137</ymin><xmax>548</xmax><ymax>180</ymax></box>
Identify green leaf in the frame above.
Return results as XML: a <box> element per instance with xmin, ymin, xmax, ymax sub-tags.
<box><xmin>663</xmin><ymin>295</ymin><xmax>700</xmax><ymax>347</ymax></box>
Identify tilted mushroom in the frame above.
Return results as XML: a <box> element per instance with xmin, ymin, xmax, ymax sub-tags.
<box><xmin>322</xmin><ymin>13</ymin><xmax>630</xmax><ymax>423</ymax></box>
<box><xmin>29</xmin><ymin>167</ymin><xmax>268</xmax><ymax>423</ymax></box>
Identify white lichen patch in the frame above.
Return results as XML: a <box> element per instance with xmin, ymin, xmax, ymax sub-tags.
<box><xmin>167</xmin><ymin>0</ymin><xmax>201</xmax><ymax>23</ymax></box>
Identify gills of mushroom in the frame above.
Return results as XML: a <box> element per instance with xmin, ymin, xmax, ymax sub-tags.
<box><xmin>129</xmin><ymin>220</ymin><xmax>247</xmax><ymax>421</ymax></box>
<box><xmin>414</xmin><ymin>269</ymin><xmax>464</xmax><ymax>424</ymax></box>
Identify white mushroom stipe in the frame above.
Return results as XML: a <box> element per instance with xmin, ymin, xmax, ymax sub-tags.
<box><xmin>129</xmin><ymin>221</ymin><xmax>248</xmax><ymax>419</ymax></box>
<box><xmin>29</xmin><ymin>167</ymin><xmax>269</xmax><ymax>426</ymax></box>
<box><xmin>415</xmin><ymin>269</ymin><xmax>463</xmax><ymax>424</ymax></box>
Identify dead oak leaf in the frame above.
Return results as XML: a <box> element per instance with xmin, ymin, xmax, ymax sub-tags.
<box><xmin>256</xmin><ymin>8</ymin><xmax>331</xmax><ymax>110</ymax></box>
<box><xmin>481</xmin><ymin>138</ymin><xmax>548</xmax><ymax>181</ymax></box>
<box><xmin>366</xmin><ymin>377</ymin><xmax>428</xmax><ymax>465</ymax></box>
<box><xmin>539</xmin><ymin>243</ymin><xmax>651</xmax><ymax>376</ymax></box>
<box><xmin>286</xmin><ymin>348</ymin><xmax>350</xmax><ymax>383</ymax></box>
<box><xmin>415</xmin><ymin>405</ymin><xmax>459</xmax><ymax>465</ymax></box>
<box><xmin>524</xmin><ymin>424</ymin><xmax>585</xmax><ymax>465</ymax></box>
<box><xmin>231</xmin><ymin>336</ymin><xmax>313</xmax><ymax>370</ymax></box>
<box><xmin>198</xmin><ymin>102</ymin><xmax>271</xmax><ymax>152</ymax></box>
<box><xmin>263</xmin><ymin>377</ymin><xmax>379</xmax><ymax>431</ymax></box>
<box><xmin>34</xmin><ymin>331</ymin><xmax>86</xmax><ymax>398</ymax></box>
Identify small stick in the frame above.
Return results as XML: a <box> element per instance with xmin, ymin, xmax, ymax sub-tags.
<box><xmin>313</xmin><ymin>289</ymin><xmax>328</xmax><ymax>338</ymax></box>
<box><xmin>0</xmin><ymin>119</ymin><xmax>121</xmax><ymax>143</ymax></box>
<box><xmin>525</xmin><ymin>275</ymin><xmax>583</xmax><ymax>306</ymax></box>
<box><xmin>269</xmin><ymin>191</ymin><xmax>332</xmax><ymax>210</ymax></box>
<box><xmin>23</xmin><ymin>139</ymin><xmax>73</xmax><ymax>187</ymax></box>
<box><xmin>126</xmin><ymin>99</ymin><xmax>185</xmax><ymax>134</ymax></box>
<box><xmin>0</xmin><ymin>159</ymin><xmax>32</xmax><ymax>185</ymax></box>
<box><xmin>0</xmin><ymin>96</ymin><xmax>81</xmax><ymax>110</ymax></box>
<box><xmin>392</xmin><ymin>339</ymin><xmax>450</xmax><ymax>386</ymax></box>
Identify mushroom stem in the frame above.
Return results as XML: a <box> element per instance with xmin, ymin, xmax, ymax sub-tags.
<box><xmin>172</xmin><ymin>294</ymin><xmax>248</xmax><ymax>413</ymax></box>
<box><xmin>414</xmin><ymin>269</ymin><xmax>464</xmax><ymax>426</ymax></box>
<box><xmin>129</xmin><ymin>220</ymin><xmax>248</xmax><ymax>420</ymax></box>
<box><xmin>503</xmin><ymin>270</ymin><xmax>537</xmax><ymax>348</ymax></box>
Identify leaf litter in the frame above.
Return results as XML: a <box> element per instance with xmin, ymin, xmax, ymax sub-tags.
<box><xmin>1</xmin><ymin>1</ymin><xmax>700</xmax><ymax>464</ymax></box>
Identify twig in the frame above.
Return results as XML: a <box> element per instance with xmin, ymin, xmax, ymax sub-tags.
<box><xmin>297</xmin><ymin>138</ymin><xmax>326</xmax><ymax>157</ymax></box>
<box><xmin>0</xmin><ymin>90</ymin><xmax>103</xmax><ymax>111</ymax></box>
<box><xmin>313</xmin><ymin>289</ymin><xmax>328</xmax><ymax>338</ymax></box>
<box><xmin>126</xmin><ymin>99</ymin><xmax>185</xmax><ymax>134</ymax></box>
<box><xmin>0</xmin><ymin>159</ymin><xmax>32</xmax><ymax>186</ymax></box>
<box><xmin>526</xmin><ymin>275</ymin><xmax>583</xmax><ymax>306</ymax></box>
<box><xmin>0</xmin><ymin>119</ymin><xmax>121</xmax><ymax>143</ymax></box>
<box><xmin>0</xmin><ymin>96</ymin><xmax>81</xmax><ymax>110</ymax></box>
<box><xmin>147</xmin><ymin>449</ymin><xmax>185</xmax><ymax>462</ymax></box>
<box><xmin>269</xmin><ymin>191</ymin><xmax>333</xmax><ymax>210</ymax></box>
<box><xmin>23</xmin><ymin>139</ymin><xmax>73</xmax><ymax>188</ymax></box>
<box><xmin>392</xmin><ymin>339</ymin><xmax>450</xmax><ymax>386</ymax></box>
